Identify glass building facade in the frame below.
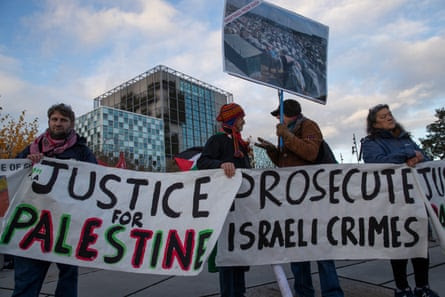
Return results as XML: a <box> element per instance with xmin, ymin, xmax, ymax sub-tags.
<box><xmin>93</xmin><ymin>65</ymin><xmax>232</xmax><ymax>161</ymax></box>
<box><xmin>76</xmin><ymin>106</ymin><xmax>165</xmax><ymax>170</ymax></box>
<box><xmin>252</xmin><ymin>145</ymin><xmax>275</xmax><ymax>169</ymax></box>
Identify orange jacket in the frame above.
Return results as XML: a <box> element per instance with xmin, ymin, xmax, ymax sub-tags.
<box><xmin>266</xmin><ymin>117</ymin><xmax>323</xmax><ymax>167</ymax></box>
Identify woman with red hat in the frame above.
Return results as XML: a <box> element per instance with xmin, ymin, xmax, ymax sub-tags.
<box><xmin>197</xmin><ymin>102</ymin><xmax>250</xmax><ymax>297</ymax></box>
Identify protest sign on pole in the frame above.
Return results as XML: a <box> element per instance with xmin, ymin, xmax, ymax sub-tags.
<box><xmin>223</xmin><ymin>0</ymin><xmax>329</xmax><ymax>104</ymax></box>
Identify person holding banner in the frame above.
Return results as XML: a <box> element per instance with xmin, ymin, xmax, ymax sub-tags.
<box><xmin>12</xmin><ymin>103</ymin><xmax>97</xmax><ymax>297</ymax></box>
<box><xmin>197</xmin><ymin>103</ymin><xmax>250</xmax><ymax>297</ymax></box>
<box><xmin>362</xmin><ymin>104</ymin><xmax>439</xmax><ymax>297</ymax></box>
<box><xmin>255</xmin><ymin>99</ymin><xmax>344</xmax><ymax>297</ymax></box>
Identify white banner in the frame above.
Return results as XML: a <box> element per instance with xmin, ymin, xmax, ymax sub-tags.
<box><xmin>0</xmin><ymin>159</ymin><xmax>31</xmax><ymax>217</ymax></box>
<box><xmin>1</xmin><ymin>159</ymin><xmax>444</xmax><ymax>274</ymax></box>
<box><xmin>0</xmin><ymin>158</ymin><xmax>242</xmax><ymax>276</ymax></box>
<box><xmin>413</xmin><ymin>161</ymin><xmax>445</xmax><ymax>251</ymax></box>
<box><xmin>217</xmin><ymin>161</ymin><xmax>445</xmax><ymax>266</ymax></box>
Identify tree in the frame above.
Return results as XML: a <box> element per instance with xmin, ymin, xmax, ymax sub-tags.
<box><xmin>0</xmin><ymin>106</ymin><xmax>39</xmax><ymax>159</ymax></box>
<box><xmin>420</xmin><ymin>107</ymin><xmax>445</xmax><ymax>160</ymax></box>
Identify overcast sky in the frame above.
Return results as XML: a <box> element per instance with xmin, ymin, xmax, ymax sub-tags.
<box><xmin>1</xmin><ymin>0</ymin><xmax>444</xmax><ymax>163</ymax></box>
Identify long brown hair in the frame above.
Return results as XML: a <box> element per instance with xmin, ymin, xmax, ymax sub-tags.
<box><xmin>366</xmin><ymin>104</ymin><xmax>406</xmax><ymax>138</ymax></box>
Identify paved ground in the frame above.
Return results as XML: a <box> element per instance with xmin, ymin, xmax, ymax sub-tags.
<box><xmin>0</xmin><ymin>242</ymin><xmax>443</xmax><ymax>297</ymax></box>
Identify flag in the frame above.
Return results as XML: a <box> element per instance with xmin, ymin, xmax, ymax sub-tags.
<box><xmin>97</xmin><ymin>152</ymin><xmax>127</xmax><ymax>169</ymax></box>
<box><xmin>115</xmin><ymin>152</ymin><xmax>127</xmax><ymax>169</ymax></box>
<box><xmin>174</xmin><ymin>147</ymin><xmax>203</xmax><ymax>171</ymax></box>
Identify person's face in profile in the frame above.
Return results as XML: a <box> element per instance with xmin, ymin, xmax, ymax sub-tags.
<box><xmin>234</xmin><ymin>116</ymin><xmax>245</xmax><ymax>132</ymax></box>
<box><xmin>275</xmin><ymin>114</ymin><xmax>294</xmax><ymax>126</ymax></box>
<box><xmin>373</xmin><ymin>107</ymin><xmax>396</xmax><ymax>131</ymax></box>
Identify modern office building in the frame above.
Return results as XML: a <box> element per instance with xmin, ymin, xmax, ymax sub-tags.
<box><xmin>93</xmin><ymin>65</ymin><xmax>233</xmax><ymax>163</ymax></box>
<box><xmin>252</xmin><ymin>145</ymin><xmax>275</xmax><ymax>169</ymax></box>
<box><xmin>76</xmin><ymin>106</ymin><xmax>165</xmax><ymax>170</ymax></box>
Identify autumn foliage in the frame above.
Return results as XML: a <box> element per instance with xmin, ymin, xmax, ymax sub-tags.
<box><xmin>0</xmin><ymin>106</ymin><xmax>39</xmax><ymax>159</ymax></box>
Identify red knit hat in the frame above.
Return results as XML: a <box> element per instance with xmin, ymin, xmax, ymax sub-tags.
<box><xmin>217</xmin><ymin>103</ymin><xmax>245</xmax><ymax>124</ymax></box>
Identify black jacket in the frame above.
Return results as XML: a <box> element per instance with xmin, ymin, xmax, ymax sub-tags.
<box><xmin>197</xmin><ymin>133</ymin><xmax>250</xmax><ymax>170</ymax></box>
<box><xmin>17</xmin><ymin>134</ymin><xmax>97</xmax><ymax>164</ymax></box>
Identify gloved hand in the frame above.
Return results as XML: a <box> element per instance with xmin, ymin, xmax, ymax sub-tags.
<box><xmin>276</xmin><ymin>123</ymin><xmax>293</xmax><ymax>139</ymax></box>
<box><xmin>255</xmin><ymin>137</ymin><xmax>276</xmax><ymax>151</ymax></box>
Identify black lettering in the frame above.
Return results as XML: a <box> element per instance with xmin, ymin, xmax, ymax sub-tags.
<box><xmin>258</xmin><ymin>220</ymin><xmax>272</xmax><ymax>249</ymax></box>
<box><xmin>390</xmin><ymin>216</ymin><xmax>401</xmax><ymax>248</ymax></box>
<box><xmin>381</xmin><ymin>169</ymin><xmax>396</xmax><ymax>203</ymax></box>
<box><xmin>329</xmin><ymin>169</ymin><xmax>342</xmax><ymax>203</ymax></box>
<box><xmin>150</xmin><ymin>231</ymin><xmax>163</xmax><ymax>268</ymax></box>
<box><xmin>260</xmin><ymin>170</ymin><xmax>281</xmax><ymax>209</ymax></box>
<box><xmin>286</xmin><ymin>170</ymin><xmax>309</xmax><ymax>205</ymax></box>
<box><xmin>151</xmin><ymin>181</ymin><xmax>162</xmax><ymax>216</ymax></box>
<box><xmin>368</xmin><ymin>216</ymin><xmax>389</xmax><ymax>247</ymax></box>
<box><xmin>416</xmin><ymin>167</ymin><xmax>432</xmax><ymax>199</ymax></box>
<box><xmin>132</xmin><ymin>212</ymin><xmax>143</xmax><ymax>228</ymax></box>
<box><xmin>327</xmin><ymin>216</ymin><xmax>339</xmax><ymax>245</ymax></box>
<box><xmin>104</xmin><ymin>225</ymin><xmax>126</xmax><ymax>264</ymax></box>
<box><xmin>310</xmin><ymin>169</ymin><xmax>326</xmax><ymax>201</ymax></box>
<box><xmin>342</xmin><ymin>169</ymin><xmax>360</xmax><ymax>203</ymax></box>
<box><xmin>163</xmin><ymin>230</ymin><xmax>194</xmax><ymax>270</ymax></box>
<box><xmin>126</xmin><ymin>178</ymin><xmax>149</xmax><ymax>210</ymax></box>
<box><xmin>404</xmin><ymin>217</ymin><xmax>419</xmax><ymax>247</ymax></box>
<box><xmin>239</xmin><ymin>222</ymin><xmax>255</xmax><ymax>250</ymax></box>
<box><xmin>98</xmin><ymin>174</ymin><xmax>120</xmax><ymax>209</ymax></box>
<box><xmin>54</xmin><ymin>214</ymin><xmax>72</xmax><ymax>255</ymax></box>
<box><xmin>311</xmin><ymin>219</ymin><xmax>318</xmax><ymax>245</ymax></box>
<box><xmin>76</xmin><ymin>218</ymin><xmax>102</xmax><ymax>261</ymax></box>
<box><xmin>270</xmin><ymin>221</ymin><xmax>285</xmax><ymax>247</ymax></box>
<box><xmin>358</xmin><ymin>218</ymin><xmax>365</xmax><ymax>246</ymax></box>
<box><xmin>192</xmin><ymin>176</ymin><xmax>210</xmax><ymax>218</ymax></box>
<box><xmin>1</xmin><ymin>204</ymin><xmax>38</xmax><ymax>243</ymax></box>
<box><xmin>194</xmin><ymin>230</ymin><xmax>213</xmax><ymax>270</ymax></box>
<box><xmin>401</xmin><ymin>168</ymin><xmax>415</xmax><ymax>203</ymax></box>
<box><xmin>118</xmin><ymin>211</ymin><xmax>132</xmax><ymax>225</ymax></box>
<box><xmin>32</xmin><ymin>160</ymin><xmax>68</xmax><ymax>194</ymax></box>
<box><xmin>68</xmin><ymin>168</ymin><xmax>95</xmax><ymax>201</ymax></box>
<box><xmin>361</xmin><ymin>172</ymin><xmax>380</xmax><ymax>201</ymax></box>
<box><xmin>236</xmin><ymin>172</ymin><xmax>254</xmax><ymax>198</ymax></box>
<box><xmin>163</xmin><ymin>183</ymin><xmax>184</xmax><ymax>218</ymax></box>
<box><xmin>431</xmin><ymin>167</ymin><xmax>444</xmax><ymax>196</ymax></box>
<box><xmin>20</xmin><ymin>210</ymin><xmax>53</xmax><ymax>252</ymax></box>
<box><xmin>341</xmin><ymin>217</ymin><xmax>357</xmax><ymax>245</ymax></box>
<box><xmin>297</xmin><ymin>219</ymin><xmax>307</xmax><ymax>247</ymax></box>
<box><xmin>130</xmin><ymin>229</ymin><xmax>153</xmax><ymax>268</ymax></box>
<box><xmin>228</xmin><ymin>222</ymin><xmax>235</xmax><ymax>251</ymax></box>
<box><xmin>112</xmin><ymin>209</ymin><xmax>122</xmax><ymax>224</ymax></box>
<box><xmin>285</xmin><ymin>219</ymin><xmax>296</xmax><ymax>248</ymax></box>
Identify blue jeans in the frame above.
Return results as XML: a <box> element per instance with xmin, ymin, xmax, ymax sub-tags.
<box><xmin>12</xmin><ymin>256</ymin><xmax>78</xmax><ymax>297</ymax></box>
<box><xmin>218</xmin><ymin>266</ymin><xmax>247</xmax><ymax>297</ymax></box>
<box><xmin>291</xmin><ymin>260</ymin><xmax>343</xmax><ymax>297</ymax></box>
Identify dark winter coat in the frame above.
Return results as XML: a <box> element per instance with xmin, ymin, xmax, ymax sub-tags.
<box><xmin>197</xmin><ymin>133</ymin><xmax>251</xmax><ymax>170</ymax></box>
<box><xmin>362</xmin><ymin>129</ymin><xmax>429</xmax><ymax>164</ymax></box>
<box><xmin>17</xmin><ymin>134</ymin><xmax>97</xmax><ymax>164</ymax></box>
